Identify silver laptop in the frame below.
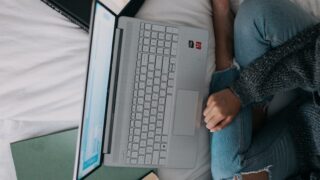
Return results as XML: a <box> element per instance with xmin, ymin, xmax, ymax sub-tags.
<box><xmin>74</xmin><ymin>0</ymin><xmax>209</xmax><ymax>179</ymax></box>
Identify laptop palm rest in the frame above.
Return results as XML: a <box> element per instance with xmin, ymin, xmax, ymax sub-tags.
<box><xmin>173</xmin><ymin>90</ymin><xmax>199</xmax><ymax>136</ymax></box>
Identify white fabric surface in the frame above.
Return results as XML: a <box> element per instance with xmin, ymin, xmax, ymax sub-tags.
<box><xmin>0</xmin><ymin>0</ymin><xmax>319</xmax><ymax>180</ymax></box>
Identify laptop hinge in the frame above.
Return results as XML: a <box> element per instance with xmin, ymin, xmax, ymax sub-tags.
<box><xmin>104</xmin><ymin>28</ymin><xmax>124</xmax><ymax>154</ymax></box>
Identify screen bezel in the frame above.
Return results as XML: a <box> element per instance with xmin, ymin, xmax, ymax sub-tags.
<box><xmin>74</xmin><ymin>1</ymin><xmax>119</xmax><ymax>179</ymax></box>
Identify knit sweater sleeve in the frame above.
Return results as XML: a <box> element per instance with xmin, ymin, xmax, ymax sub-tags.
<box><xmin>230</xmin><ymin>24</ymin><xmax>320</xmax><ymax>106</ymax></box>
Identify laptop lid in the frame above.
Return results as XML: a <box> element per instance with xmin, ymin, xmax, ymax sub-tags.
<box><xmin>73</xmin><ymin>1</ymin><xmax>117</xmax><ymax>179</ymax></box>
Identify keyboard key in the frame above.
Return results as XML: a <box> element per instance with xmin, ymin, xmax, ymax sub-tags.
<box><xmin>162</xmin><ymin>136</ymin><xmax>168</xmax><ymax>142</ymax></box>
<box><xmin>136</xmin><ymin>113</ymin><xmax>142</xmax><ymax>119</ymax></box>
<box><xmin>159</xmin><ymin>158</ymin><xmax>166</xmax><ymax>165</ymax></box>
<box><xmin>159</xmin><ymin>33</ymin><xmax>165</xmax><ymax>40</ymax></box>
<box><xmin>140</xmin><ymin>74</ymin><xmax>146</xmax><ymax>81</ymax></box>
<box><xmin>147</xmin><ymin>139</ymin><xmax>154</xmax><ymax>145</ymax></box>
<box><xmin>157</xmin><ymin>48</ymin><xmax>164</xmax><ymax>54</ymax></box>
<box><xmin>159</xmin><ymin>98</ymin><xmax>165</xmax><ymax>105</ymax></box>
<box><xmin>164</xmin><ymin>48</ymin><xmax>170</xmax><ymax>55</ymax></box>
<box><xmin>144</xmin><ymin>31</ymin><xmax>151</xmax><ymax>37</ymax></box>
<box><xmin>156</xmin><ymin>128</ymin><xmax>162</xmax><ymax>134</ymax></box>
<box><xmin>155</xmin><ymin>70</ymin><xmax>161</xmax><ymax>77</ymax></box>
<box><xmin>171</xmin><ymin>49</ymin><xmax>177</xmax><ymax>56</ymax></box>
<box><xmin>151</xmin><ymin>39</ymin><xmax>157</xmax><ymax>46</ymax></box>
<box><xmin>165</xmin><ymin>34</ymin><xmax>172</xmax><ymax>41</ymax></box>
<box><xmin>154</xmin><ymin>78</ymin><xmax>160</xmax><ymax>85</ymax></box>
<box><xmin>139</xmin><ymin>148</ymin><xmax>146</xmax><ymax>155</ymax></box>
<box><xmin>151</xmin><ymin>32</ymin><xmax>158</xmax><ymax>39</ymax></box>
<box><xmin>172</xmin><ymin>42</ymin><xmax>178</xmax><ymax>49</ymax></box>
<box><xmin>172</xmin><ymin>35</ymin><xmax>178</xmax><ymax>41</ymax></box>
<box><xmin>143</xmin><ymin>46</ymin><xmax>149</xmax><ymax>52</ymax></box>
<box><xmin>138</xmin><ymin>156</ymin><xmax>145</xmax><ymax>164</ymax></box>
<box><xmin>161</xmin><ymin>75</ymin><xmax>168</xmax><ymax>82</ymax></box>
<box><xmin>147</xmin><ymin>79</ymin><xmax>153</xmax><ymax>86</ymax></box>
<box><xmin>145</xmin><ymin>23</ymin><xmax>151</xmax><ymax>30</ymax></box>
<box><xmin>141</xmin><ymin>133</ymin><xmax>148</xmax><ymax>139</ymax></box>
<box><xmin>153</xmin><ymin>86</ymin><xmax>160</xmax><ymax>92</ymax></box>
<box><xmin>140</xmin><ymin>140</ymin><xmax>146</xmax><ymax>147</ymax></box>
<box><xmin>152</xmin><ymin>151</ymin><xmax>159</xmax><ymax>165</ymax></box>
<box><xmin>143</xmin><ymin>118</ymin><xmax>149</xmax><ymax>124</ymax></box>
<box><xmin>146</xmin><ymin>147</ymin><xmax>153</xmax><ymax>153</ymax></box>
<box><xmin>162</xmin><ymin>57</ymin><xmax>169</xmax><ymax>73</ymax></box>
<box><xmin>156</xmin><ymin>120</ymin><xmax>163</xmax><ymax>127</ymax></box>
<box><xmin>144</xmin><ymin>38</ymin><xmax>150</xmax><ymax>45</ymax></box>
<box><xmin>168</xmin><ymin>80</ymin><xmax>174</xmax><ymax>87</ymax></box>
<box><xmin>172</xmin><ymin>28</ymin><xmax>179</xmax><ymax>34</ymax></box>
<box><xmin>158</xmin><ymin>105</ymin><xmax>165</xmax><ymax>112</ymax></box>
<box><xmin>148</xmin><ymin>131</ymin><xmax>155</xmax><ymax>138</ymax></box>
<box><xmin>142</xmin><ymin>125</ymin><xmax>148</xmax><ymax>132</ymax></box>
<box><xmin>150</xmin><ymin>116</ymin><xmax>156</xmax><ymax>123</ymax></box>
<box><xmin>149</xmin><ymin>124</ymin><xmax>156</xmax><ymax>131</ymax></box>
<box><xmin>133</xmin><ymin>143</ymin><xmax>139</xmax><ymax>150</ymax></box>
<box><xmin>131</xmin><ymin>159</ymin><xmax>137</xmax><ymax>164</ymax></box>
<box><xmin>152</xmin><ymin>25</ymin><xmax>165</xmax><ymax>32</ymax></box>
<box><xmin>132</xmin><ymin>151</ymin><xmax>138</xmax><ymax>158</ymax></box>
<box><xmin>149</xmin><ymin>55</ymin><xmax>156</xmax><ymax>63</ymax></box>
<box><xmin>163</xmin><ymin>96</ymin><xmax>172</xmax><ymax>134</ymax></box>
<box><xmin>154</xmin><ymin>143</ymin><xmax>160</xmax><ymax>150</ymax></box>
<box><xmin>135</xmin><ymin>121</ymin><xmax>142</xmax><ymax>128</ymax></box>
<box><xmin>134</xmin><ymin>135</ymin><xmax>140</xmax><ymax>141</ymax></box>
<box><xmin>157</xmin><ymin>40</ymin><xmax>164</xmax><ymax>47</ymax></box>
<box><xmin>166</xmin><ymin>27</ymin><xmax>173</xmax><ymax>33</ymax></box>
<box><xmin>145</xmin><ymin>94</ymin><xmax>151</xmax><ymax>101</ymax></box>
<box><xmin>140</xmin><ymin>23</ymin><xmax>145</xmax><ymax>29</ymax></box>
<box><xmin>160</xmin><ymin>151</ymin><xmax>167</xmax><ymax>158</ymax></box>
<box><xmin>165</xmin><ymin>41</ymin><xmax>171</xmax><ymax>48</ymax></box>
<box><xmin>161</xmin><ymin>144</ymin><xmax>168</xmax><ymax>150</ymax></box>
<box><xmin>139</xmin><ymin>82</ymin><xmax>145</xmax><ymax>89</ymax></box>
<box><xmin>155</xmin><ymin>135</ymin><xmax>161</xmax><ymax>142</ymax></box>
<box><xmin>160</xmin><ymin>90</ymin><xmax>166</xmax><ymax>97</ymax></box>
<box><xmin>138</xmin><ymin>90</ymin><xmax>144</xmax><ymax>97</ymax></box>
<box><xmin>145</xmin><ymin>154</ymin><xmax>152</xmax><ymax>164</ymax></box>
<box><xmin>146</xmin><ymin>87</ymin><xmax>152</xmax><ymax>94</ymax></box>
<box><xmin>150</xmin><ymin>47</ymin><xmax>156</xmax><ymax>53</ymax></box>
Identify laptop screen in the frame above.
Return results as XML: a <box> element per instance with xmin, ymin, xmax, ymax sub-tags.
<box><xmin>77</xmin><ymin>2</ymin><xmax>115</xmax><ymax>179</ymax></box>
<box><xmin>100</xmin><ymin>0</ymin><xmax>131</xmax><ymax>14</ymax></box>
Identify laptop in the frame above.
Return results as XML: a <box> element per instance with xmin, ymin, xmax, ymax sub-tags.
<box><xmin>41</xmin><ymin>0</ymin><xmax>144</xmax><ymax>32</ymax></box>
<box><xmin>74</xmin><ymin>0</ymin><xmax>209</xmax><ymax>179</ymax></box>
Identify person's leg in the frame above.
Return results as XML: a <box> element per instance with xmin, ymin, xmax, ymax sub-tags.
<box><xmin>234</xmin><ymin>0</ymin><xmax>317</xmax><ymax>67</ymax></box>
<box><xmin>211</xmin><ymin>0</ymin><xmax>317</xmax><ymax>179</ymax></box>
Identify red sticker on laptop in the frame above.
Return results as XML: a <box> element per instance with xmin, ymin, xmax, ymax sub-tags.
<box><xmin>195</xmin><ymin>42</ymin><xmax>202</xmax><ymax>49</ymax></box>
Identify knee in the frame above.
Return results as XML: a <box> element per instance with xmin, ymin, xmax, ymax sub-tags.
<box><xmin>211</xmin><ymin>155</ymin><xmax>242</xmax><ymax>179</ymax></box>
<box><xmin>235</xmin><ymin>0</ymin><xmax>273</xmax><ymax>37</ymax></box>
<box><xmin>210</xmin><ymin>142</ymin><xmax>243</xmax><ymax>179</ymax></box>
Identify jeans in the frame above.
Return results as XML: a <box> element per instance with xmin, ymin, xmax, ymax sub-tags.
<box><xmin>210</xmin><ymin>0</ymin><xmax>317</xmax><ymax>179</ymax></box>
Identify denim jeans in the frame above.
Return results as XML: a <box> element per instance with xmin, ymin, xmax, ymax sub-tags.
<box><xmin>210</xmin><ymin>0</ymin><xmax>317</xmax><ymax>179</ymax></box>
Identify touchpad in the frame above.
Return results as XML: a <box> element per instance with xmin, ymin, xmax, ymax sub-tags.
<box><xmin>173</xmin><ymin>90</ymin><xmax>199</xmax><ymax>136</ymax></box>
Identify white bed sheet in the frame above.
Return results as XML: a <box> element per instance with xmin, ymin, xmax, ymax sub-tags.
<box><xmin>1</xmin><ymin>0</ymin><xmax>319</xmax><ymax>180</ymax></box>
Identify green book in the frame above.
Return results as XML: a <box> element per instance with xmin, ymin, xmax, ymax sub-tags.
<box><xmin>11</xmin><ymin>129</ymin><xmax>155</xmax><ymax>180</ymax></box>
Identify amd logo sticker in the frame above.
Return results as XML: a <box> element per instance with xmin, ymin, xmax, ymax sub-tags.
<box><xmin>188</xmin><ymin>40</ymin><xmax>202</xmax><ymax>50</ymax></box>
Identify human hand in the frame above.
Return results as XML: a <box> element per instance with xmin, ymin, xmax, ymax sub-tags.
<box><xmin>203</xmin><ymin>89</ymin><xmax>241</xmax><ymax>132</ymax></box>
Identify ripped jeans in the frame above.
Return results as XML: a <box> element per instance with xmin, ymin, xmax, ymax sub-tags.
<box><xmin>210</xmin><ymin>0</ymin><xmax>318</xmax><ymax>179</ymax></box>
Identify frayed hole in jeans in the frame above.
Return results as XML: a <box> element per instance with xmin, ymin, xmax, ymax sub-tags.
<box><xmin>234</xmin><ymin>165</ymin><xmax>272</xmax><ymax>180</ymax></box>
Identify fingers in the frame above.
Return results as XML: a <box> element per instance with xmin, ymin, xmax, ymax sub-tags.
<box><xmin>206</xmin><ymin>114</ymin><xmax>225</xmax><ymax>129</ymax></box>
<box><xmin>210</xmin><ymin>116</ymin><xmax>233</xmax><ymax>132</ymax></box>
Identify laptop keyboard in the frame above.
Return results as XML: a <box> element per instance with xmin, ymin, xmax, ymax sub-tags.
<box><xmin>126</xmin><ymin>22</ymin><xmax>179</xmax><ymax>166</ymax></box>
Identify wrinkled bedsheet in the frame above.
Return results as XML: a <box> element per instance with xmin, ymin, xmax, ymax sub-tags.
<box><xmin>1</xmin><ymin>0</ymin><xmax>319</xmax><ymax>179</ymax></box>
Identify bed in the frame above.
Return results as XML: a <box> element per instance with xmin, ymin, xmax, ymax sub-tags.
<box><xmin>1</xmin><ymin>0</ymin><xmax>319</xmax><ymax>179</ymax></box>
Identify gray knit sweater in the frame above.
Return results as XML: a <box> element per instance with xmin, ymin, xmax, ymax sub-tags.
<box><xmin>229</xmin><ymin>23</ymin><xmax>320</xmax><ymax>178</ymax></box>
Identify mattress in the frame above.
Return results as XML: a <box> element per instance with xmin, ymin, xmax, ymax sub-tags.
<box><xmin>0</xmin><ymin>0</ymin><xmax>319</xmax><ymax>179</ymax></box>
